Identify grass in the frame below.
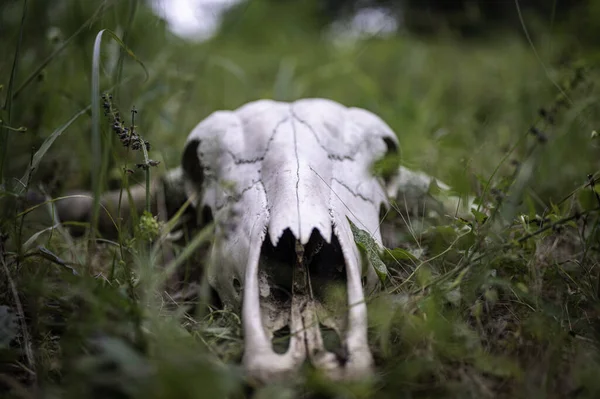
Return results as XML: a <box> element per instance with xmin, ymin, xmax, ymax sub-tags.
<box><xmin>1</xmin><ymin>0</ymin><xmax>600</xmax><ymax>398</ymax></box>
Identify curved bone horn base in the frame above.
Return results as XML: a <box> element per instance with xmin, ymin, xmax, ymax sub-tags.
<box><xmin>242</xmin><ymin>229</ymin><xmax>373</xmax><ymax>384</ymax></box>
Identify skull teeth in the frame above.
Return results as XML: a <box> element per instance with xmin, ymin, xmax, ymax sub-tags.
<box><xmin>242</xmin><ymin>231</ymin><xmax>373</xmax><ymax>383</ymax></box>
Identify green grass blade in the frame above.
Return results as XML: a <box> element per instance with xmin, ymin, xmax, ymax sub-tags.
<box><xmin>11</xmin><ymin>0</ymin><xmax>113</xmax><ymax>101</ymax></box>
<box><xmin>160</xmin><ymin>223</ymin><xmax>214</xmax><ymax>284</ymax></box>
<box><xmin>0</xmin><ymin>0</ymin><xmax>27</xmax><ymax>184</ymax></box>
<box><xmin>113</xmin><ymin>0</ymin><xmax>139</xmax><ymax>98</ymax></box>
<box><xmin>90</xmin><ymin>28</ymin><xmax>149</xmax><ymax>240</ymax></box>
<box><xmin>22</xmin><ymin>223</ymin><xmax>60</xmax><ymax>252</ymax></box>
<box><xmin>16</xmin><ymin>106</ymin><xmax>90</xmax><ymax>195</ymax></box>
<box><xmin>16</xmin><ymin>194</ymin><xmax>119</xmax><ymax>233</ymax></box>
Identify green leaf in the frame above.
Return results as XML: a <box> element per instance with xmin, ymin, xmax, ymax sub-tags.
<box><xmin>471</xmin><ymin>208</ymin><xmax>488</xmax><ymax>224</ymax></box>
<box><xmin>347</xmin><ymin>218</ymin><xmax>388</xmax><ymax>282</ymax></box>
<box><xmin>17</xmin><ymin>106</ymin><xmax>90</xmax><ymax>194</ymax></box>
<box><xmin>381</xmin><ymin>247</ymin><xmax>418</xmax><ymax>263</ymax></box>
<box><xmin>578</xmin><ymin>188</ymin><xmax>598</xmax><ymax>211</ymax></box>
<box><xmin>371</xmin><ymin>152</ymin><xmax>401</xmax><ymax>182</ymax></box>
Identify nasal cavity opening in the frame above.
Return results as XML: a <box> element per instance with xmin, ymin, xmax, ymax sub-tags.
<box><xmin>272</xmin><ymin>325</ymin><xmax>291</xmax><ymax>354</ymax></box>
<box><xmin>259</xmin><ymin>229</ymin><xmax>295</xmax><ymax>303</ymax></box>
<box><xmin>320</xmin><ymin>323</ymin><xmax>346</xmax><ymax>364</ymax></box>
<box><xmin>305</xmin><ymin>230</ymin><xmax>347</xmax><ymax>304</ymax></box>
<box><xmin>306</xmin><ymin>229</ymin><xmax>347</xmax><ymax>358</ymax></box>
<box><xmin>259</xmin><ymin>230</ymin><xmax>295</xmax><ymax>354</ymax></box>
<box><xmin>258</xmin><ymin>228</ymin><xmax>349</xmax><ymax>356</ymax></box>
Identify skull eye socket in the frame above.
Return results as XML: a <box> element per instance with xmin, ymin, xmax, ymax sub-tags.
<box><xmin>182</xmin><ymin>139</ymin><xmax>204</xmax><ymax>185</ymax></box>
<box><xmin>383</xmin><ymin>136</ymin><xmax>398</xmax><ymax>155</ymax></box>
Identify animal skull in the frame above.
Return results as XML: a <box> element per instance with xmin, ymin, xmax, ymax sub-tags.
<box><xmin>180</xmin><ymin>98</ymin><xmax>454</xmax><ymax>383</ymax></box>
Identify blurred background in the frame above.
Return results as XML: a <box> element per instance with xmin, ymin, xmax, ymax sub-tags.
<box><xmin>1</xmin><ymin>0</ymin><xmax>598</xmax><ymax>204</ymax></box>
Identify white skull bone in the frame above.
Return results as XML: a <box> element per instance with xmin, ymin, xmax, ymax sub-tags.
<box><xmin>181</xmin><ymin>98</ymin><xmax>428</xmax><ymax>382</ymax></box>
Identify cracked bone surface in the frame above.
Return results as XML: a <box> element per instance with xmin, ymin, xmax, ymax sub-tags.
<box><xmin>182</xmin><ymin>98</ymin><xmax>399</xmax><ymax>382</ymax></box>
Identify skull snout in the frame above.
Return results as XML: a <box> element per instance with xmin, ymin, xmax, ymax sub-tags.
<box><xmin>242</xmin><ymin>227</ymin><xmax>373</xmax><ymax>383</ymax></box>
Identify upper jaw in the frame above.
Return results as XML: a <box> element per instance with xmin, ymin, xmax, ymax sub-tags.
<box><xmin>241</xmin><ymin>225</ymin><xmax>376</xmax><ymax>384</ymax></box>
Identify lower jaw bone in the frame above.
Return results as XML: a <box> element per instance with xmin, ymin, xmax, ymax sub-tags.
<box><xmin>242</xmin><ymin>229</ymin><xmax>373</xmax><ymax>383</ymax></box>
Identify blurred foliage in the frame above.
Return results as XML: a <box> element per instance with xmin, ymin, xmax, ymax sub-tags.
<box><xmin>1</xmin><ymin>0</ymin><xmax>600</xmax><ymax>398</ymax></box>
<box><xmin>299</xmin><ymin>0</ymin><xmax>593</xmax><ymax>39</ymax></box>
